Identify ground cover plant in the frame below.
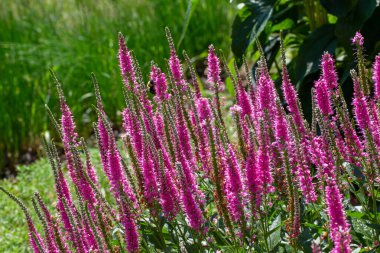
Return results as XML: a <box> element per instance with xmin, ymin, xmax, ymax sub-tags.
<box><xmin>1</xmin><ymin>29</ymin><xmax>380</xmax><ymax>252</ymax></box>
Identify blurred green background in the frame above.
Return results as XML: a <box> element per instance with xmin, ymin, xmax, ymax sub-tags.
<box><xmin>0</xmin><ymin>0</ymin><xmax>236</xmax><ymax>176</ymax></box>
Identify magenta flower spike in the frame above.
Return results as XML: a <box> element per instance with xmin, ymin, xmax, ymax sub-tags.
<box><xmin>352</xmin><ymin>31</ymin><xmax>364</xmax><ymax>46</ymax></box>
<box><xmin>83</xmin><ymin>222</ymin><xmax>98</xmax><ymax>251</ymax></box>
<box><xmin>176</xmin><ymin>145</ymin><xmax>197</xmax><ymax>194</ymax></box>
<box><xmin>121</xmin><ymin>195</ymin><xmax>140</xmax><ymax>253</ymax></box>
<box><xmin>182</xmin><ymin>186</ymin><xmax>205</xmax><ymax>231</ymax></box>
<box><xmin>373</xmin><ymin>55</ymin><xmax>380</xmax><ymax>100</ymax></box>
<box><xmin>118</xmin><ymin>33</ymin><xmax>137</xmax><ymax>91</ymax></box>
<box><xmin>97</xmin><ymin>118</ymin><xmax>110</xmax><ymax>174</ymax></box>
<box><xmin>33</xmin><ymin>195</ymin><xmax>60</xmax><ymax>253</ymax></box>
<box><xmin>257</xmin><ymin>134</ymin><xmax>274</xmax><ymax>194</ymax></box>
<box><xmin>176</xmin><ymin>162</ymin><xmax>205</xmax><ymax>231</ymax></box>
<box><xmin>158</xmin><ymin>156</ymin><xmax>179</xmax><ymax>219</ymax></box>
<box><xmin>23</xmin><ymin>205</ymin><xmax>47</xmax><ymax>253</ymax></box>
<box><xmin>275</xmin><ymin>106</ymin><xmax>289</xmax><ymax>146</ymax></box>
<box><xmin>150</xmin><ymin>65</ymin><xmax>170</xmax><ymax>103</ymax></box>
<box><xmin>194</xmin><ymin>97</ymin><xmax>212</xmax><ymax>173</ymax></box>
<box><xmin>154</xmin><ymin>112</ymin><xmax>165</xmax><ymax>139</ymax></box>
<box><xmin>84</xmin><ymin>155</ymin><xmax>98</xmax><ymax>185</ymax></box>
<box><xmin>352</xmin><ymin>74</ymin><xmax>370</xmax><ymax>131</ymax></box>
<box><xmin>28</xmin><ymin>228</ymin><xmax>46</xmax><ymax>253</ymax></box>
<box><xmin>166</xmin><ymin>28</ymin><xmax>186</xmax><ymax>91</ymax></box>
<box><xmin>224</xmin><ymin>145</ymin><xmax>244</xmax><ymax>221</ymax></box>
<box><xmin>169</xmin><ymin>51</ymin><xmax>186</xmax><ymax>90</ymax></box>
<box><xmin>176</xmin><ymin>106</ymin><xmax>195</xmax><ymax>165</ymax></box>
<box><xmin>107</xmin><ymin>146</ymin><xmax>121</xmax><ymax>193</ymax></box>
<box><xmin>314</xmin><ymin>78</ymin><xmax>333</xmax><ymax>117</ymax></box>
<box><xmin>237</xmin><ymin>80</ymin><xmax>252</xmax><ymax>119</ymax></box>
<box><xmin>325</xmin><ymin>180</ymin><xmax>351</xmax><ymax>253</ymax></box>
<box><xmin>258</xmin><ymin>74</ymin><xmax>277</xmax><ymax>117</ymax></box>
<box><xmin>122</xmin><ymin>109</ymin><xmax>143</xmax><ymax>159</ymax></box>
<box><xmin>207</xmin><ymin>44</ymin><xmax>222</xmax><ymax>86</ymax></box>
<box><xmin>141</xmin><ymin>141</ymin><xmax>159</xmax><ymax>205</ymax></box>
<box><xmin>369</xmin><ymin>100</ymin><xmax>380</xmax><ymax>148</ymax></box>
<box><xmin>245</xmin><ymin>139</ymin><xmax>262</xmax><ymax>212</ymax></box>
<box><xmin>309</xmin><ymin>136</ymin><xmax>336</xmax><ymax>181</ymax></box>
<box><xmin>295</xmin><ymin>149</ymin><xmax>317</xmax><ymax>203</ymax></box>
<box><xmin>321</xmin><ymin>52</ymin><xmax>339</xmax><ymax>90</ymax></box>
<box><xmin>196</xmin><ymin>97</ymin><xmax>212</xmax><ymax>124</ymax></box>
<box><xmin>107</xmin><ymin>137</ymin><xmax>137</xmax><ymax>207</ymax></box>
<box><xmin>281</xmin><ymin>64</ymin><xmax>306</xmax><ymax>134</ymax></box>
<box><xmin>60</xmin><ymin>100</ymin><xmax>97</xmax><ymax>205</ymax></box>
<box><xmin>60</xmin><ymin>101</ymin><xmax>79</xmax><ymax>182</ymax></box>
<box><xmin>53</xmin><ymin>173</ymin><xmax>76</xmax><ymax>245</ymax></box>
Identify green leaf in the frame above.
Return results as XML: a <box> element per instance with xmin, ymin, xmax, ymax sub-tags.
<box><xmin>319</xmin><ymin>0</ymin><xmax>356</xmax><ymax>17</ymax></box>
<box><xmin>270</xmin><ymin>18</ymin><xmax>295</xmax><ymax>33</ymax></box>
<box><xmin>346</xmin><ymin>211</ymin><xmax>365</xmax><ymax>219</ymax></box>
<box><xmin>298</xmin><ymin>227</ymin><xmax>313</xmax><ymax>253</ymax></box>
<box><xmin>365</xmin><ymin>223</ymin><xmax>380</xmax><ymax>232</ymax></box>
<box><xmin>351</xmin><ymin>218</ymin><xmax>373</xmax><ymax>239</ymax></box>
<box><xmin>178</xmin><ymin>0</ymin><xmax>200</xmax><ymax>48</ymax></box>
<box><xmin>304</xmin><ymin>222</ymin><xmax>323</xmax><ymax>233</ymax></box>
<box><xmin>268</xmin><ymin>214</ymin><xmax>282</xmax><ymax>251</ymax></box>
<box><xmin>294</xmin><ymin>24</ymin><xmax>337</xmax><ymax>87</ymax></box>
<box><xmin>231</xmin><ymin>0</ymin><xmax>276</xmax><ymax>63</ymax></box>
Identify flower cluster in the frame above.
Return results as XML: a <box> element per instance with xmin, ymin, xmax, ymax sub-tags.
<box><xmin>3</xmin><ymin>31</ymin><xmax>380</xmax><ymax>252</ymax></box>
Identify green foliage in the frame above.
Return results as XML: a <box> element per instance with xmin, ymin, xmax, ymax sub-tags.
<box><xmin>231</xmin><ymin>0</ymin><xmax>276</xmax><ymax>65</ymax></box>
<box><xmin>231</xmin><ymin>0</ymin><xmax>380</xmax><ymax>120</ymax></box>
<box><xmin>0</xmin><ymin>0</ymin><xmax>236</xmax><ymax>176</ymax></box>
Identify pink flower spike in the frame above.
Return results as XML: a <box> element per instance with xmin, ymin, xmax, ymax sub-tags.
<box><xmin>207</xmin><ymin>44</ymin><xmax>222</xmax><ymax>86</ymax></box>
<box><xmin>118</xmin><ymin>33</ymin><xmax>137</xmax><ymax>91</ymax></box>
<box><xmin>166</xmin><ymin>29</ymin><xmax>187</xmax><ymax>91</ymax></box>
<box><xmin>196</xmin><ymin>98</ymin><xmax>212</xmax><ymax>123</ymax></box>
<box><xmin>321</xmin><ymin>52</ymin><xmax>339</xmax><ymax>89</ymax></box>
<box><xmin>120</xmin><ymin>195</ymin><xmax>139</xmax><ymax>253</ymax></box>
<box><xmin>230</xmin><ymin>104</ymin><xmax>243</xmax><ymax>114</ymax></box>
<box><xmin>275</xmin><ymin>106</ymin><xmax>289</xmax><ymax>144</ymax></box>
<box><xmin>97</xmin><ymin>118</ymin><xmax>110</xmax><ymax>175</ymax></box>
<box><xmin>150</xmin><ymin>65</ymin><xmax>170</xmax><ymax>102</ymax></box>
<box><xmin>60</xmin><ymin>101</ymin><xmax>79</xmax><ymax>183</ymax></box>
<box><xmin>352</xmin><ymin>31</ymin><xmax>364</xmax><ymax>46</ymax></box>
<box><xmin>325</xmin><ymin>180</ymin><xmax>351</xmax><ymax>253</ymax></box>
<box><xmin>281</xmin><ymin>67</ymin><xmax>305</xmax><ymax>134</ymax></box>
<box><xmin>224</xmin><ymin>145</ymin><xmax>244</xmax><ymax>221</ymax></box>
<box><xmin>258</xmin><ymin>74</ymin><xmax>276</xmax><ymax>116</ymax></box>
<box><xmin>141</xmin><ymin>142</ymin><xmax>159</xmax><ymax>205</ymax></box>
<box><xmin>237</xmin><ymin>80</ymin><xmax>252</xmax><ymax>118</ymax></box>
<box><xmin>373</xmin><ymin>54</ymin><xmax>380</xmax><ymax>100</ymax></box>
<box><xmin>246</xmin><ymin>139</ymin><xmax>262</xmax><ymax>212</ymax></box>
<box><xmin>352</xmin><ymin>74</ymin><xmax>370</xmax><ymax>131</ymax></box>
<box><xmin>314</xmin><ymin>78</ymin><xmax>333</xmax><ymax>116</ymax></box>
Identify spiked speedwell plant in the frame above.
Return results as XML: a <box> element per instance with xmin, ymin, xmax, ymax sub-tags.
<box><xmin>2</xmin><ymin>29</ymin><xmax>380</xmax><ymax>252</ymax></box>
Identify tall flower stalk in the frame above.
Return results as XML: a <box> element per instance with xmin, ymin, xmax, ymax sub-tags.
<box><xmin>3</xmin><ymin>30</ymin><xmax>380</xmax><ymax>253</ymax></box>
